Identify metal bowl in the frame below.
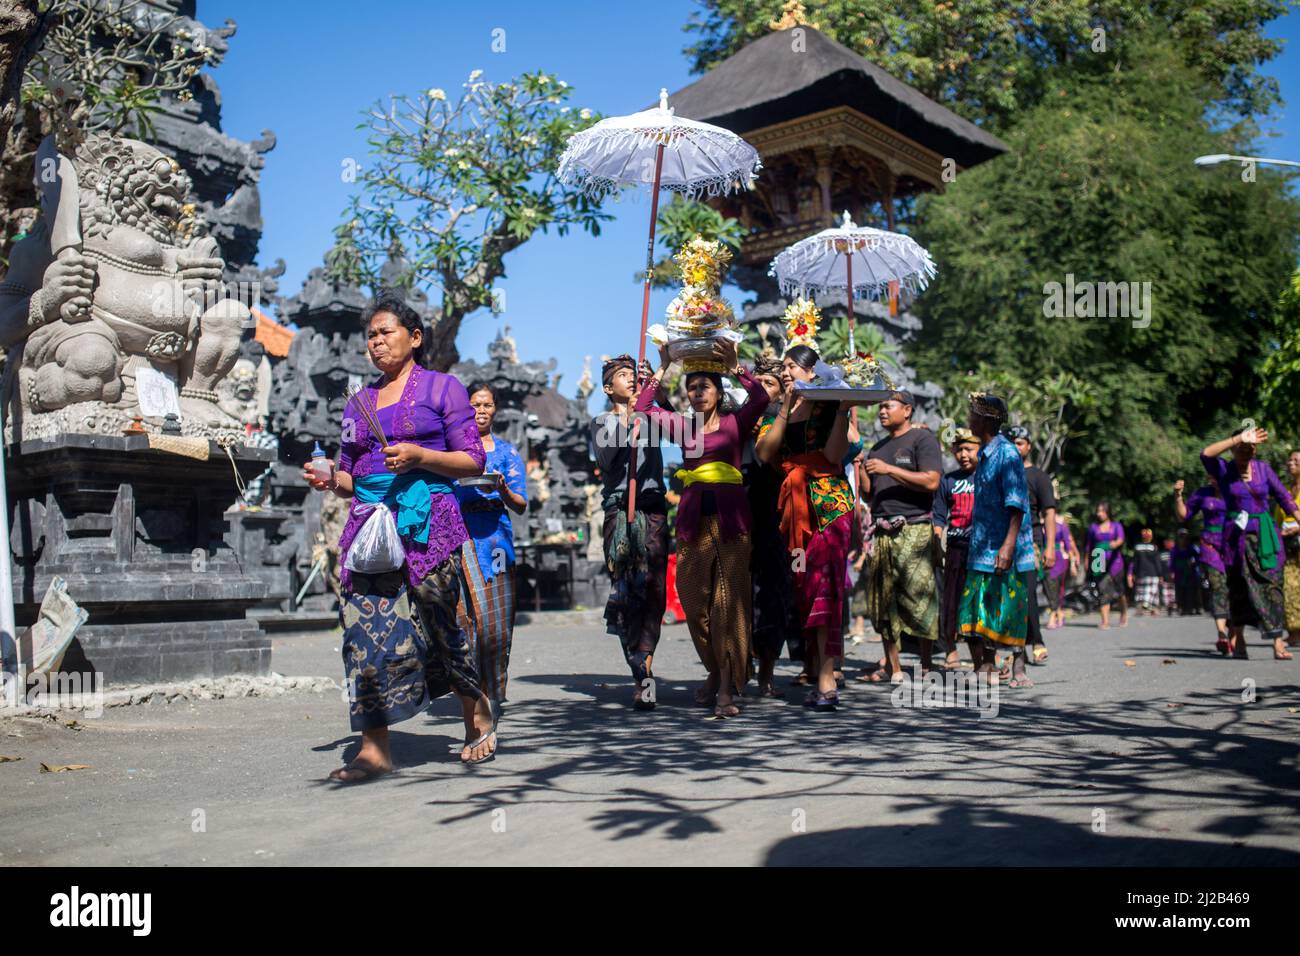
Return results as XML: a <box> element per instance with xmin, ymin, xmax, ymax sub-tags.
<box><xmin>666</xmin><ymin>337</ymin><xmax>723</xmax><ymax>362</ymax></box>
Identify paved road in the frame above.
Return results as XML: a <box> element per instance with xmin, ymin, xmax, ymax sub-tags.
<box><xmin>1</xmin><ymin>612</ymin><xmax>1297</xmax><ymax>866</ymax></box>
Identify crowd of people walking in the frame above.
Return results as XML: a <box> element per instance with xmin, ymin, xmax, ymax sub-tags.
<box><xmin>302</xmin><ymin>289</ymin><xmax>1300</xmax><ymax>780</ymax></box>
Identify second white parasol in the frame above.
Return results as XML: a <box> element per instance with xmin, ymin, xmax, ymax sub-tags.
<box><xmin>769</xmin><ymin>211</ymin><xmax>936</xmax><ymax>356</ymax></box>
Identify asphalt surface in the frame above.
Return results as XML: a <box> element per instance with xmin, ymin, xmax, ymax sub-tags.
<box><xmin>1</xmin><ymin>611</ymin><xmax>1297</xmax><ymax>866</ymax></box>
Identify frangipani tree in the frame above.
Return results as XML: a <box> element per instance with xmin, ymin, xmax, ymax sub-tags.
<box><xmin>336</xmin><ymin>69</ymin><xmax>609</xmax><ymax>370</ymax></box>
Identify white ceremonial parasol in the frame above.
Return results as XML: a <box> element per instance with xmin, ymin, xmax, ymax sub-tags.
<box><xmin>769</xmin><ymin>211</ymin><xmax>936</xmax><ymax>356</ymax></box>
<box><xmin>557</xmin><ymin>89</ymin><xmax>760</xmax><ymax>520</ymax></box>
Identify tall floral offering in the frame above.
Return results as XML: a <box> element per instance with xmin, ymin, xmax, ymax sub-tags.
<box><xmin>647</xmin><ymin>234</ymin><xmax>743</xmax><ymax>373</ymax></box>
<box><xmin>783</xmin><ymin>296</ymin><xmax>821</xmax><ymax>351</ymax></box>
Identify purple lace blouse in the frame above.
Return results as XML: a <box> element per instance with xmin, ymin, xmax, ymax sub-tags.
<box><xmin>336</xmin><ymin>363</ymin><xmax>486</xmax><ymax>592</ymax></box>
<box><xmin>635</xmin><ymin>367</ymin><xmax>770</xmax><ymax>543</ymax></box>
<box><xmin>1201</xmin><ymin>454</ymin><xmax>1298</xmax><ymax>566</ymax></box>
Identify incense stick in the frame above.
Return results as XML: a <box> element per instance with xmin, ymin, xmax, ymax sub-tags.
<box><xmin>346</xmin><ymin>383</ymin><xmax>389</xmax><ymax>447</ymax></box>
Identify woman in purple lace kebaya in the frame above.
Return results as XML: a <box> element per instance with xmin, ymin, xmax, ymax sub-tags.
<box><xmin>302</xmin><ymin>290</ymin><xmax>497</xmax><ymax>780</ymax></box>
<box><xmin>1200</xmin><ymin>426</ymin><xmax>1300</xmax><ymax>661</ymax></box>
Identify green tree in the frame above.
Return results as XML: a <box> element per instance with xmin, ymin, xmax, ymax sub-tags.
<box><xmin>336</xmin><ymin>70</ymin><xmax>608</xmax><ymax>370</ymax></box>
<box><xmin>684</xmin><ymin>1</ymin><xmax>1288</xmax><ymax>128</ymax></box>
<box><xmin>909</xmin><ymin>40</ymin><xmax>1300</xmax><ymax>526</ymax></box>
<box><xmin>1</xmin><ymin>0</ymin><xmax>217</xmax><ymax>262</ymax></box>
<box><xmin>640</xmin><ymin>196</ymin><xmax>744</xmax><ymax>288</ymax></box>
<box><xmin>1261</xmin><ymin>270</ymin><xmax>1300</xmax><ymax>450</ymax></box>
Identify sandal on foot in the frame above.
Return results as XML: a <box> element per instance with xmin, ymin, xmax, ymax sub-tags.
<box><xmin>1029</xmin><ymin>647</ymin><xmax>1049</xmax><ymax>666</ymax></box>
<box><xmin>1007</xmin><ymin>675</ymin><xmax>1034</xmax><ymax>688</ymax></box>
<box><xmin>713</xmin><ymin>702</ymin><xmax>742</xmax><ymax>718</ymax></box>
<box><xmin>811</xmin><ymin>691</ymin><xmax>838</xmax><ymax>712</ymax></box>
<box><xmin>462</xmin><ymin>729</ymin><xmax>497</xmax><ymax>765</ymax></box>
<box><xmin>329</xmin><ymin>761</ymin><xmax>389</xmax><ymax>784</ymax></box>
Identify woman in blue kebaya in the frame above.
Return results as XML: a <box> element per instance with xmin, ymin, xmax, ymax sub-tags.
<box><xmin>458</xmin><ymin>382</ymin><xmax>529</xmax><ymax>716</ymax></box>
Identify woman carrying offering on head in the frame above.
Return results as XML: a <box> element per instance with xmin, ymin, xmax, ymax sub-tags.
<box><xmin>637</xmin><ymin>339</ymin><xmax>769</xmax><ymax>718</ymax></box>
<box><xmin>755</xmin><ymin>342</ymin><xmax>855</xmax><ymax>712</ymax></box>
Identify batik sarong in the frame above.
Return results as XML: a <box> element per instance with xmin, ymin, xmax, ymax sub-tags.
<box><xmin>341</xmin><ymin>557</ymin><xmax>482</xmax><ymax>732</ymax></box>
<box><xmin>794</xmin><ymin>512</ymin><xmax>852</xmax><ymax>658</ymax></box>
<box><xmin>1094</xmin><ymin>570</ymin><xmax>1124</xmax><ymax>607</ymax></box>
<box><xmin>958</xmin><ymin>568</ymin><xmax>1032</xmax><ymax>649</ymax></box>
<box><xmin>457</xmin><ymin>541</ymin><xmax>516</xmax><ymax>704</ymax></box>
<box><xmin>866</xmin><ymin>521</ymin><xmax>939</xmax><ymax>646</ymax></box>
<box><xmin>1228</xmin><ymin>531</ymin><xmax>1287</xmax><ymax>638</ymax></box>
<box><xmin>602</xmin><ymin>503</ymin><xmax>669</xmax><ymax>683</ymax></box>
<box><xmin>1202</xmin><ymin>564</ymin><xmax>1228</xmax><ymax>621</ymax></box>
<box><xmin>1283</xmin><ymin>548</ymin><xmax>1300</xmax><ymax>632</ymax></box>
<box><xmin>676</xmin><ymin>515</ymin><xmax>753</xmax><ymax>694</ymax></box>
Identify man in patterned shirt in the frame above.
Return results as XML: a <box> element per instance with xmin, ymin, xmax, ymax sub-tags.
<box><xmin>958</xmin><ymin>393</ymin><xmax>1037</xmax><ymax>688</ymax></box>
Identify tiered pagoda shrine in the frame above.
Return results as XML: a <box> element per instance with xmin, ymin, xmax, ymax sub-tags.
<box><xmin>668</xmin><ymin>24</ymin><xmax>1007</xmax><ymax>291</ymax></box>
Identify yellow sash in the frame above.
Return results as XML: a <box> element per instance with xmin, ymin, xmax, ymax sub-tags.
<box><xmin>674</xmin><ymin>462</ymin><xmax>743</xmax><ymax>487</ymax></box>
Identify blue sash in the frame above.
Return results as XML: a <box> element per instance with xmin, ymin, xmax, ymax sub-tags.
<box><xmin>352</xmin><ymin>471</ymin><xmax>455</xmax><ymax>545</ymax></box>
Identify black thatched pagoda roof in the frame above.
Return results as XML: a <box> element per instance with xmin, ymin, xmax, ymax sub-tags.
<box><xmin>667</xmin><ymin>27</ymin><xmax>1007</xmax><ymax>169</ymax></box>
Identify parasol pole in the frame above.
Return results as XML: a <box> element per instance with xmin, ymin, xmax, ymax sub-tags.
<box><xmin>845</xmin><ymin>248</ymin><xmax>855</xmax><ymax>357</ymax></box>
<box><xmin>626</xmin><ymin>135</ymin><xmax>667</xmax><ymax>524</ymax></box>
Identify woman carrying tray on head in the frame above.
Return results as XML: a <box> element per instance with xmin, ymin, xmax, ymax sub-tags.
<box><xmin>302</xmin><ymin>290</ymin><xmax>497</xmax><ymax>778</ymax></box>
<box><xmin>755</xmin><ymin>319</ymin><xmax>857</xmax><ymax>712</ymax></box>
<box><xmin>457</xmin><ymin>382</ymin><xmax>529</xmax><ymax>720</ymax></box>
<box><xmin>636</xmin><ymin>338</ymin><xmax>770</xmax><ymax>717</ymax></box>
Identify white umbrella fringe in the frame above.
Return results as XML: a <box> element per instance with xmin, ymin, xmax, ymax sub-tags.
<box><xmin>556</xmin><ymin>125</ymin><xmax>761</xmax><ymax>201</ymax></box>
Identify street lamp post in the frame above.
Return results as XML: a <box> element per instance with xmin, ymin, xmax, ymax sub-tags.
<box><xmin>1194</xmin><ymin>153</ymin><xmax>1300</xmax><ymax>170</ymax></box>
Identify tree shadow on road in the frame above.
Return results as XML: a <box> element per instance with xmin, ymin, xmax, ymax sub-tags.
<box><xmin>383</xmin><ymin>667</ymin><xmax>1300</xmax><ymax>863</ymax></box>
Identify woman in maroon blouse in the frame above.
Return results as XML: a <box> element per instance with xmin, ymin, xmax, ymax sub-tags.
<box><xmin>637</xmin><ymin>339</ymin><xmax>769</xmax><ymax>717</ymax></box>
<box><xmin>303</xmin><ymin>291</ymin><xmax>496</xmax><ymax>778</ymax></box>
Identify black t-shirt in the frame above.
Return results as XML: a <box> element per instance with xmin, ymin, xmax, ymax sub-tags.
<box><xmin>867</xmin><ymin>426</ymin><xmax>943</xmax><ymax>520</ymax></box>
<box><xmin>1132</xmin><ymin>542</ymin><xmax>1162</xmax><ymax>579</ymax></box>
<box><xmin>1024</xmin><ymin>464</ymin><xmax>1057</xmax><ymax>544</ymax></box>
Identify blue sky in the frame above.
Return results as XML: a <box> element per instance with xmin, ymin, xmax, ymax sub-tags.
<box><xmin>211</xmin><ymin>1</ymin><xmax>1300</xmax><ymax>416</ymax></box>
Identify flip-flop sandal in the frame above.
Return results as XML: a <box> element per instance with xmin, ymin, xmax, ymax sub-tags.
<box><xmin>757</xmin><ymin>683</ymin><xmax>781</xmax><ymax>699</ymax></box>
<box><xmin>712</xmin><ymin>703</ymin><xmax>742</xmax><ymax>718</ymax></box>
<box><xmin>790</xmin><ymin>673</ymin><xmax>814</xmax><ymax>687</ymax></box>
<box><xmin>1007</xmin><ymin>676</ymin><xmax>1035</xmax><ymax>688</ymax></box>
<box><xmin>329</xmin><ymin>761</ymin><xmax>389</xmax><ymax>784</ymax></box>
<box><xmin>1274</xmin><ymin>649</ymin><xmax>1294</xmax><ymax>661</ymax></box>
<box><xmin>860</xmin><ymin>668</ymin><xmax>892</xmax><ymax>683</ymax></box>
<box><xmin>1029</xmin><ymin>648</ymin><xmax>1049</xmax><ymax>666</ymax></box>
<box><xmin>462</xmin><ymin>729</ymin><xmax>497</xmax><ymax>765</ymax></box>
<box><xmin>812</xmin><ymin>692</ymin><xmax>838</xmax><ymax>712</ymax></box>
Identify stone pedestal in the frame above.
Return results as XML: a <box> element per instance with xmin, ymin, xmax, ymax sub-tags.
<box><xmin>6</xmin><ymin>435</ymin><xmax>274</xmax><ymax>685</ymax></box>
